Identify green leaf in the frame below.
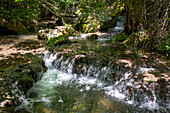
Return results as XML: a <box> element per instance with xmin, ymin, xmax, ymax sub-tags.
<box><xmin>14</xmin><ymin>0</ymin><xmax>24</xmax><ymax>2</ymax></box>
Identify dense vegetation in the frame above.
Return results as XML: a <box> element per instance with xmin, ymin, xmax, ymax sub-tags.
<box><xmin>0</xmin><ymin>1</ymin><xmax>169</xmax><ymax>112</ymax></box>
<box><xmin>0</xmin><ymin>0</ymin><xmax>169</xmax><ymax>56</ymax></box>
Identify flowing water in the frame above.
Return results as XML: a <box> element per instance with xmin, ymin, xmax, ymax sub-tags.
<box><xmin>15</xmin><ymin>16</ymin><xmax>169</xmax><ymax>113</ymax></box>
<box><xmin>112</xmin><ymin>16</ymin><xmax>125</xmax><ymax>33</ymax></box>
<box><xmin>15</xmin><ymin>49</ymin><xmax>169</xmax><ymax>113</ymax></box>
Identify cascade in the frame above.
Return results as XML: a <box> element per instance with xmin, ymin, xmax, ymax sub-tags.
<box><xmin>112</xmin><ymin>16</ymin><xmax>125</xmax><ymax>33</ymax></box>
<box><xmin>15</xmin><ymin>51</ymin><xmax>169</xmax><ymax>113</ymax></box>
<box><xmin>77</xmin><ymin>16</ymin><xmax>126</xmax><ymax>40</ymax></box>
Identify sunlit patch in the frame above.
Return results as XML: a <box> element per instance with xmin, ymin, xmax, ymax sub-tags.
<box><xmin>75</xmin><ymin>54</ymin><xmax>85</xmax><ymax>59</ymax></box>
<box><xmin>143</xmin><ymin>73</ymin><xmax>159</xmax><ymax>82</ymax></box>
<box><xmin>117</xmin><ymin>59</ymin><xmax>133</xmax><ymax>67</ymax></box>
<box><xmin>123</xmin><ymin>50</ymin><xmax>133</xmax><ymax>54</ymax></box>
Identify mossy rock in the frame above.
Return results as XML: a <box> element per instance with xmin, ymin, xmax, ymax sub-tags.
<box><xmin>122</xmin><ymin>31</ymin><xmax>150</xmax><ymax>47</ymax></box>
<box><xmin>111</xmin><ymin>33</ymin><xmax>127</xmax><ymax>43</ymax></box>
<box><xmin>86</xmin><ymin>34</ymin><xmax>98</xmax><ymax>40</ymax></box>
<box><xmin>46</xmin><ymin>35</ymin><xmax>70</xmax><ymax>47</ymax></box>
<box><xmin>4</xmin><ymin>54</ymin><xmax>47</xmax><ymax>93</ymax></box>
<box><xmin>0</xmin><ymin>54</ymin><xmax>47</xmax><ymax>111</ymax></box>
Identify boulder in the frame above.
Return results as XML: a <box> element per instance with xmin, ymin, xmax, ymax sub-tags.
<box><xmin>0</xmin><ymin>54</ymin><xmax>47</xmax><ymax>112</ymax></box>
<box><xmin>86</xmin><ymin>34</ymin><xmax>98</xmax><ymax>40</ymax></box>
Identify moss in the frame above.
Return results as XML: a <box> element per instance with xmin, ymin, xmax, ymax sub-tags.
<box><xmin>111</xmin><ymin>33</ymin><xmax>127</xmax><ymax>43</ymax></box>
<box><xmin>122</xmin><ymin>31</ymin><xmax>150</xmax><ymax>49</ymax></box>
<box><xmin>0</xmin><ymin>53</ymin><xmax>47</xmax><ymax>110</ymax></box>
<box><xmin>46</xmin><ymin>35</ymin><xmax>70</xmax><ymax>47</ymax></box>
<box><xmin>17</xmin><ymin>30</ymin><xmax>29</xmax><ymax>34</ymax></box>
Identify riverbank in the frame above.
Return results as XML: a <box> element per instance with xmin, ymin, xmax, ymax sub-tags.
<box><xmin>0</xmin><ymin>35</ymin><xmax>47</xmax><ymax>112</ymax></box>
<box><xmin>0</xmin><ymin>33</ymin><xmax>169</xmax><ymax>113</ymax></box>
<box><xmin>15</xmin><ymin>38</ymin><xmax>170</xmax><ymax>113</ymax></box>
<box><xmin>0</xmin><ymin>35</ymin><xmax>45</xmax><ymax>60</ymax></box>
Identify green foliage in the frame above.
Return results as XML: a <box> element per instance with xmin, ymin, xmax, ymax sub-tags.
<box><xmin>14</xmin><ymin>0</ymin><xmax>24</xmax><ymax>2</ymax></box>
<box><xmin>75</xmin><ymin>0</ymin><xmax>124</xmax><ymax>33</ymax></box>
<box><xmin>122</xmin><ymin>30</ymin><xmax>150</xmax><ymax>49</ymax></box>
<box><xmin>0</xmin><ymin>0</ymin><xmax>125</xmax><ymax>34</ymax></box>
<box><xmin>46</xmin><ymin>35</ymin><xmax>70</xmax><ymax>47</ymax></box>
<box><xmin>111</xmin><ymin>33</ymin><xmax>127</xmax><ymax>43</ymax></box>
<box><xmin>18</xmin><ymin>30</ymin><xmax>29</xmax><ymax>34</ymax></box>
<box><xmin>158</xmin><ymin>34</ymin><xmax>170</xmax><ymax>57</ymax></box>
<box><xmin>0</xmin><ymin>0</ymin><xmax>40</xmax><ymax>33</ymax></box>
<box><xmin>64</xmin><ymin>24</ymin><xmax>79</xmax><ymax>36</ymax></box>
<box><xmin>123</xmin><ymin>0</ymin><xmax>169</xmax><ymax>56</ymax></box>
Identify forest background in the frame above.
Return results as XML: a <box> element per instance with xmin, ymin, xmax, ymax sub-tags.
<box><xmin>0</xmin><ymin>0</ymin><xmax>169</xmax><ymax>57</ymax></box>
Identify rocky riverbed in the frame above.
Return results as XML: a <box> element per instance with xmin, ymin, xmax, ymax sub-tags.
<box><xmin>0</xmin><ymin>35</ymin><xmax>47</xmax><ymax>112</ymax></box>
<box><xmin>0</xmin><ymin>33</ymin><xmax>169</xmax><ymax>113</ymax></box>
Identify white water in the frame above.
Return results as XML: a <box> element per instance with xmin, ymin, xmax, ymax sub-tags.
<box><xmin>71</xmin><ymin>16</ymin><xmax>126</xmax><ymax>40</ymax></box>
<box><xmin>15</xmin><ymin>16</ymin><xmax>168</xmax><ymax>112</ymax></box>
<box><xmin>112</xmin><ymin>16</ymin><xmax>125</xmax><ymax>33</ymax></box>
<box><xmin>15</xmin><ymin>51</ymin><xmax>169</xmax><ymax>113</ymax></box>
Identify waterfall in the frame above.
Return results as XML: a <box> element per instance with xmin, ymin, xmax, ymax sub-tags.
<box><xmin>75</xmin><ymin>16</ymin><xmax>126</xmax><ymax>40</ymax></box>
<box><xmin>15</xmin><ymin>51</ymin><xmax>169</xmax><ymax>113</ymax></box>
<box><xmin>112</xmin><ymin>16</ymin><xmax>125</xmax><ymax>33</ymax></box>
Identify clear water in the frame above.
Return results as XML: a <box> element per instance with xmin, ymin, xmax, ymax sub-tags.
<box><xmin>15</xmin><ymin>16</ymin><xmax>169</xmax><ymax>113</ymax></box>
<box><xmin>15</xmin><ymin>51</ymin><xmax>169</xmax><ymax>113</ymax></box>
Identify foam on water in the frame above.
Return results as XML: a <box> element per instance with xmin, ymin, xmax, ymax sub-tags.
<box><xmin>140</xmin><ymin>101</ymin><xmax>160</xmax><ymax>110</ymax></box>
<box><xmin>80</xmin><ymin>33</ymin><xmax>89</xmax><ymax>39</ymax></box>
<box><xmin>112</xmin><ymin>16</ymin><xmax>125</xmax><ymax>33</ymax></box>
<box><xmin>16</xmin><ymin>51</ymin><xmax>168</xmax><ymax>112</ymax></box>
<box><xmin>96</xmin><ymin>38</ymin><xmax>110</xmax><ymax>41</ymax></box>
<box><xmin>106</xmin><ymin>89</ymin><xmax>125</xmax><ymax>100</ymax></box>
<box><xmin>138</xmin><ymin>67</ymin><xmax>155</xmax><ymax>73</ymax></box>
